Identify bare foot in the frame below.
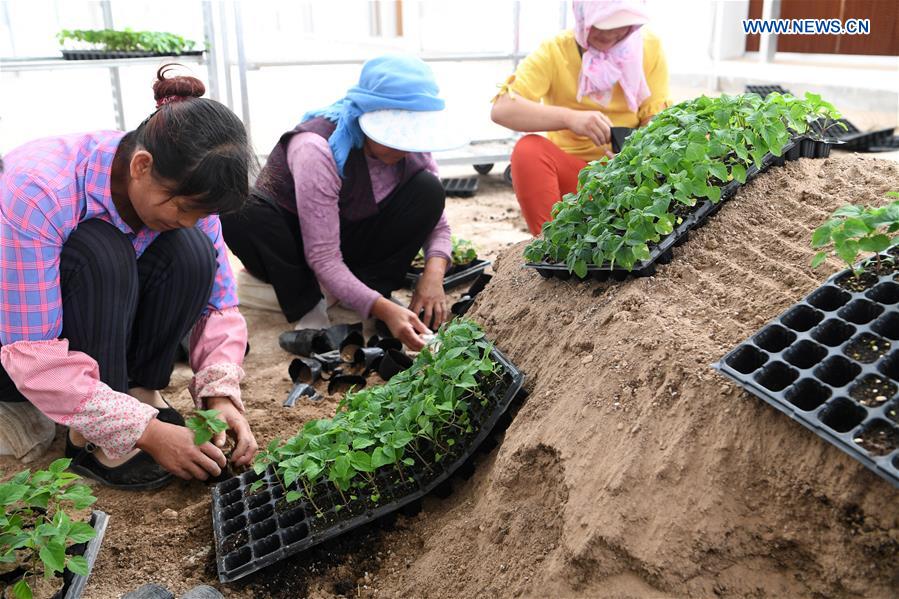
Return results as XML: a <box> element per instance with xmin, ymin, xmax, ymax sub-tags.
<box><xmin>68</xmin><ymin>429</ymin><xmax>140</xmax><ymax>467</ymax></box>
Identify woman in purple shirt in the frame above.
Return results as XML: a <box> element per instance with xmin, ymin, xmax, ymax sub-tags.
<box><xmin>0</xmin><ymin>67</ymin><xmax>258</xmax><ymax>489</ymax></box>
<box><xmin>222</xmin><ymin>55</ymin><xmax>466</xmax><ymax>350</ymax></box>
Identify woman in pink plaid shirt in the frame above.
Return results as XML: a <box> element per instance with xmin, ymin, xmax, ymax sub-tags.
<box><xmin>0</xmin><ymin>67</ymin><xmax>258</xmax><ymax>489</ymax></box>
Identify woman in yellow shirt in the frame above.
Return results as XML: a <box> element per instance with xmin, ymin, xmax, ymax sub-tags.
<box><xmin>491</xmin><ymin>0</ymin><xmax>670</xmax><ymax>235</ymax></box>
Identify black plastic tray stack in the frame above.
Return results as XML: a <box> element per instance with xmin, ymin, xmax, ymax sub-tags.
<box><xmin>526</xmin><ymin>138</ymin><xmax>831</xmax><ymax>280</ymax></box>
<box><xmin>441</xmin><ymin>176</ymin><xmax>479</xmax><ymax>197</ymax></box>
<box><xmin>61</xmin><ymin>50</ymin><xmax>204</xmax><ymax>60</ymax></box>
<box><xmin>211</xmin><ymin>347</ymin><xmax>524</xmax><ymax>583</ymax></box>
<box><xmin>406</xmin><ymin>258</ymin><xmax>491</xmax><ymax>290</ymax></box>
<box><xmin>714</xmin><ymin>258</ymin><xmax>899</xmax><ymax>488</ymax></box>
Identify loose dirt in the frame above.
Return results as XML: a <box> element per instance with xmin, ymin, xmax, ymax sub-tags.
<box><xmin>3</xmin><ymin>154</ymin><xmax>898</xmax><ymax>598</ymax></box>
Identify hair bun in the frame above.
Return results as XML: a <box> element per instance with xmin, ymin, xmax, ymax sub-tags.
<box><xmin>153</xmin><ymin>63</ymin><xmax>205</xmax><ymax>106</ymax></box>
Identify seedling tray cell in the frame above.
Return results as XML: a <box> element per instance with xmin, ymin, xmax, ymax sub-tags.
<box><xmin>745</xmin><ymin>84</ymin><xmax>792</xmax><ymax>97</ymax></box>
<box><xmin>441</xmin><ymin>177</ymin><xmax>479</xmax><ymax>197</ymax></box>
<box><xmin>868</xmin><ymin>136</ymin><xmax>899</xmax><ymax>153</ymax></box>
<box><xmin>405</xmin><ymin>259</ymin><xmax>491</xmax><ymax>290</ymax></box>
<box><xmin>714</xmin><ymin>256</ymin><xmax>899</xmax><ymax>488</ymax></box>
<box><xmin>211</xmin><ymin>347</ymin><xmax>524</xmax><ymax>583</ymax></box>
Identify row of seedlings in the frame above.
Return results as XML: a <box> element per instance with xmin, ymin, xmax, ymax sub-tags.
<box><xmin>211</xmin><ymin>320</ymin><xmax>524</xmax><ymax>582</ymax></box>
<box><xmin>524</xmin><ymin>92</ymin><xmax>842</xmax><ymax>280</ymax></box>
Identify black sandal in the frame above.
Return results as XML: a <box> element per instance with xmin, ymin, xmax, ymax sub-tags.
<box><xmin>65</xmin><ymin>434</ymin><xmax>172</xmax><ymax>491</ymax></box>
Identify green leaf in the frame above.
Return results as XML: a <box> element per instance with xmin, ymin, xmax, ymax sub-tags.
<box><xmin>39</xmin><ymin>540</ymin><xmax>66</xmax><ymax>575</ymax></box>
<box><xmin>12</xmin><ymin>578</ymin><xmax>32</xmax><ymax>599</ymax></box>
<box><xmin>859</xmin><ymin>234</ymin><xmax>891</xmax><ymax>253</ymax></box>
<box><xmin>67</xmin><ymin>554</ymin><xmax>90</xmax><ymax>576</ymax></box>
<box><xmin>572</xmin><ymin>259</ymin><xmax>588</xmax><ymax>279</ymax></box>
<box><xmin>48</xmin><ymin>458</ymin><xmax>71</xmax><ymax>474</ymax></box>
<box><xmin>810</xmin><ymin>251</ymin><xmax>827</xmax><ymax>269</ymax></box>
<box><xmin>0</xmin><ymin>483</ymin><xmax>29</xmax><ymax>506</ymax></box>
<box><xmin>835</xmin><ymin>240</ymin><xmax>860</xmax><ymax>266</ymax></box>
<box><xmin>286</xmin><ymin>490</ymin><xmax>302</xmax><ymax>502</ymax></box>
<box><xmin>841</xmin><ymin>218</ymin><xmax>871</xmax><ymax>239</ymax></box>
<box><xmin>730</xmin><ymin>164</ymin><xmax>747</xmax><ymax>184</ymax></box>
<box><xmin>192</xmin><ymin>428</ymin><xmax>213</xmax><ymax>446</ymax></box>
<box><xmin>67</xmin><ymin>522</ymin><xmax>96</xmax><ymax>544</ymax></box>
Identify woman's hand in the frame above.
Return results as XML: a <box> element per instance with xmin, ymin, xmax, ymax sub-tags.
<box><xmin>372</xmin><ymin>297</ymin><xmax>432</xmax><ymax>351</ymax></box>
<box><xmin>206</xmin><ymin>396</ymin><xmax>259</xmax><ymax>467</ymax></box>
<box><xmin>409</xmin><ymin>257</ymin><xmax>448</xmax><ymax>329</ymax></box>
<box><xmin>136</xmin><ymin>418</ymin><xmax>226</xmax><ymax>480</ymax></box>
<box><xmin>564</xmin><ymin>108</ymin><xmax>613</xmax><ymax>146</ymax></box>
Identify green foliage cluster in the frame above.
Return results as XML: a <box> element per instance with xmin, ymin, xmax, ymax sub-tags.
<box><xmin>252</xmin><ymin>319</ymin><xmax>498</xmax><ymax>513</ymax></box>
<box><xmin>811</xmin><ymin>192</ymin><xmax>899</xmax><ymax>275</ymax></box>
<box><xmin>57</xmin><ymin>29</ymin><xmax>197</xmax><ymax>54</ymax></box>
<box><xmin>186</xmin><ymin>409</ymin><xmax>229</xmax><ymax>446</ymax></box>
<box><xmin>413</xmin><ymin>236</ymin><xmax>479</xmax><ymax>268</ymax></box>
<box><xmin>524</xmin><ymin>92</ymin><xmax>842</xmax><ymax>276</ymax></box>
<box><xmin>0</xmin><ymin>459</ymin><xmax>97</xmax><ymax>599</ymax></box>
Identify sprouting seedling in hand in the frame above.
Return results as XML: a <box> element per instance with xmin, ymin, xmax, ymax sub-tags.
<box><xmin>186</xmin><ymin>409</ymin><xmax>229</xmax><ymax>446</ymax></box>
<box><xmin>810</xmin><ymin>198</ymin><xmax>899</xmax><ymax>276</ymax></box>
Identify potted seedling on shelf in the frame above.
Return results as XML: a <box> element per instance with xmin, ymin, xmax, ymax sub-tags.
<box><xmin>0</xmin><ymin>459</ymin><xmax>99</xmax><ymax>599</ymax></box>
<box><xmin>811</xmin><ymin>194</ymin><xmax>899</xmax><ymax>291</ymax></box>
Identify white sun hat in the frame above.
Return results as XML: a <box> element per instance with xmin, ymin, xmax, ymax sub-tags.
<box><xmin>358</xmin><ymin>108</ymin><xmax>469</xmax><ymax>153</ymax></box>
<box><xmin>594</xmin><ymin>9</ymin><xmax>649</xmax><ymax>30</ymax></box>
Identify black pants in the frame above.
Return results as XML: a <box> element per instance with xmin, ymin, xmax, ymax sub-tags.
<box><xmin>222</xmin><ymin>170</ymin><xmax>446</xmax><ymax>322</ymax></box>
<box><xmin>0</xmin><ymin>219</ymin><xmax>216</xmax><ymax>402</ymax></box>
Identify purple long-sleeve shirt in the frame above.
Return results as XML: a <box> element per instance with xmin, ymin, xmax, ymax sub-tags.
<box><xmin>287</xmin><ymin>133</ymin><xmax>451</xmax><ymax>318</ymax></box>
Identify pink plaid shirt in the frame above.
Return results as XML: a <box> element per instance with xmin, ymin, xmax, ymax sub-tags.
<box><xmin>0</xmin><ymin>132</ymin><xmax>248</xmax><ymax>458</ymax></box>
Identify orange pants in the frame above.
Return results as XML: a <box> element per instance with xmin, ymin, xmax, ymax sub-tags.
<box><xmin>510</xmin><ymin>134</ymin><xmax>587</xmax><ymax>235</ymax></box>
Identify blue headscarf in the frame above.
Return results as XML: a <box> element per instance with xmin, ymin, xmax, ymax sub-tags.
<box><xmin>302</xmin><ymin>54</ymin><xmax>445</xmax><ymax>177</ymax></box>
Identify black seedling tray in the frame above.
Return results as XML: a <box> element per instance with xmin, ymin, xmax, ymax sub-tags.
<box><xmin>61</xmin><ymin>50</ymin><xmax>204</xmax><ymax>60</ymax></box>
<box><xmin>211</xmin><ymin>347</ymin><xmax>524</xmax><ymax>583</ymax></box>
<box><xmin>810</xmin><ymin>118</ymin><xmax>893</xmax><ymax>153</ymax></box>
<box><xmin>745</xmin><ymin>84</ymin><xmax>792</xmax><ymax>97</ymax></box>
<box><xmin>526</xmin><ymin>139</ymin><xmax>821</xmax><ymax>281</ymax></box>
<box><xmin>441</xmin><ymin>177</ymin><xmax>479</xmax><ymax>197</ymax></box>
<box><xmin>714</xmin><ymin>256</ymin><xmax>899</xmax><ymax>488</ymax></box>
<box><xmin>610</xmin><ymin>127</ymin><xmax>634</xmax><ymax>153</ymax></box>
<box><xmin>57</xmin><ymin>510</ymin><xmax>108</xmax><ymax>599</ymax></box>
<box><xmin>405</xmin><ymin>258</ymin><xmax>491</xmax><ymax>290</ymax></box>
<box><xmin>868</xmin><ymin>136</ymin><xmax>899</xmax><ymax>153</ymax></box>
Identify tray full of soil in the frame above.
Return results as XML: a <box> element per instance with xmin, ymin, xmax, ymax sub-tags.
<box><xmin>211</xmin><ymin>322</ymin><xmax>524</xmax><ymax>583</ymax></box>
<box><xmin>715</xmin><ymin>251</ymin><xmax>899</xmax><ymax>488</ymax></box>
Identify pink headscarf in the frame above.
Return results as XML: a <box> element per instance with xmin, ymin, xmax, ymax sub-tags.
<box><xmin>572</xmin><ymin>0</ymin><xmax>651</xmax><ymax>112</ymax></box>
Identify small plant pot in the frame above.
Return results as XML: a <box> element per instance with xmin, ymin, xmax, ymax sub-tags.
<box><xmin>311</xmin><ymin>350</ymin><xmax>342</xmax><ymax>372</ymax></box>
<box><xmin>327</xmin><ymin>374</ymin><xmax>367</xmax><ymax>395</ymax></box>
<box><xmin>284</xmin><ymin>382</ymin><xmax>321</xmax><ymax>407</ymax></box>
<box><xmin>610</xmin><ymin>127</ymin><xmax>634</xmax><ymax>153</ymax></box>
<box><xmin>339</xmin><ymin>331</ymin><xmax>366</xmax><ymax>362</ymax></box>
<box><xmin>278</xmin><ymin>329</ymin><xmax>331</xmax><ymax>356</ymax></box>
<box><xmin>367</xmin><ymin>334</ymin><xmax>403</xmax><ymax>352</ymax></box>
<box><xmin>377</xmin><ymin>349</ymin><xmax>413</xmax><ymax>381</ymax></box>
<box><xmin>354</xmin><ymin>346</ymin><xmax>385</xmax><ymax>371</ymax></box>
<box><xmin>324</xmin><ymin>323</ymin><xmax>363</xmax><ymax>352</ymax></box>
<box><xmin>288</xmin><ymin>357</ymin><xmax>321</xmax><ymax>384</ymax></box>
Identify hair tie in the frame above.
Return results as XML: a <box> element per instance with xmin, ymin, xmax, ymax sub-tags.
<box><xmin>156</xmin><ymin>94</ymin><xmax>188</xmax><ymax>108</ymax></box>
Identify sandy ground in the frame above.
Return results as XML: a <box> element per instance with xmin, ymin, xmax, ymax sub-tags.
<box><xmin>3</xmin><ymin>151</ymin><xmax>899</xmax><ymax>598</ymax></box>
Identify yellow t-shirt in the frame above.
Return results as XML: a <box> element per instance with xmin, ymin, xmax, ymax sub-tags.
<box><xmin>497</xmin><ymin>29</ymin><xmax>670</xmax><ymax>161</ymax></box>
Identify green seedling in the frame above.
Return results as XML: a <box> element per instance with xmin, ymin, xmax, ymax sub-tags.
<box><xmin>524</xmin><ymin>92</ymin><xmax>842</xmax><ymax>274</ymax></box>
<box><xmin>57</xmin><ymin>29</ymin><xmax>197</xmax><ymax>54</ymax></box>
<box><xmin>0</xmin><ymin>458</ymin><xmax>97</xmax><ymax>599</ymax></box>
<box><xmin>251</xmin><ymin>319</ymin><xmax>498</xmax><ymax>514</ymax></box>
<box><xmin>811</xmin><ymin>197</ymin><xmax>899</xmax><ymax>276</ymax></box>
<box><xmin>186</xmin><ymin>409</ymin><xmax>229</xmax><ymax>446</ymax></box>
<box><xmin>412</xmin><ymin>236</ymin><xmax>479</xmax><ymax>269</ymax></box>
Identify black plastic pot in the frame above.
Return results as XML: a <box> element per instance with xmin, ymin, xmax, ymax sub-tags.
<box><xmin>327</xmin><ymin>374</ymin><xmax>367</xmax><ymax>394</ymax></box>
<box><xmin>367</xmin><ymin>334</ymin><xmax>403</xmax><ymax>352</ymax></box>
<box><xmin>354</xmin><ymin>346</ymin><xmax>385</xmax><ymax>371</ymax></box>
<box><xmin>451</xmin><ymin>273</ymin><xmax>493</xmax><ymax>317</ymax></box>
<box><xmin>278</xmin><ymin>329</ymin><xmax>330</xmax><ymax>356</ymax></box>
<box><xmin>610</xmin><ymin>127</ymin><xmax>634</xmax><ymax>153</ymax></box>
<box><xmin>288</xmin><ymin>357</ymin><xmax>321</xmax><ymax>385</ymax></box>
<box><xmin>405</xmin><ymin>259</ymin><xmax>491</xmax><ymax>291</ymax></box>
<box><xmin>715</xmin><ymin>250</ymin><xmax>899</xmax><ymax>488</ymax></box>
<box><xmin>284</xmin><ymin>382</ymin><xmax>321</xmax><ymax>406</ymax></box>
<box><xmin>377</xmin><ymin>349</ymin><xmax>413</xmax><ymax>381</ymax></box>
<box><xmin>338</xmin><ymin>331</ymin><xmax>366</xmax><ymax>362</ymax></box>
<box><xmin>211</xmin><ymin>347</ymin><xmax>524</xmax><ymax>583</ymax></box>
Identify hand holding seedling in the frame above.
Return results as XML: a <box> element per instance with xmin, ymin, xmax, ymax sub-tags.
<box><xmin>204</xmin><ymin>398</ymin><xmax>259</xmax><ymax>467</ymax></box>
<box><xmin>372</xmin><ymin>297</ymin><xmax>432</xmax><ymax>351</ymax></box>
<box><xmin>137</xmin><ymin>419</ymin><xmax>226</xmax><ymax>480</ymax></box>
<box><xmin>410</xmin><ymin>257</ymin><xmax>448</xmax><ymax>329</ymax></box>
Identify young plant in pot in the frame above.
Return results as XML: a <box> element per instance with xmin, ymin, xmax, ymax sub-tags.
<box><xmin>811</xmin><ymin>195</ymin><xmax>899</xmax><ymax>291</ymax></box>
<box><xmin>0</xmin><ymin>459</ymin><xmax>97</xmax><ymax>599</ymax></box>
<box><xmin>186</xmin><ymin>409</ymin><xmax>235</xmax><ymax>482</ymax></box>
<box><xmin>412</xmin><ymin>237</ymin><xmax>479</xmax><ymax>274</ymax></box>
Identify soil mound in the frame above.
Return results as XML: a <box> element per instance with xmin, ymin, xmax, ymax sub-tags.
<box><xmin>371</xmin><ymin>154</ymin><xmax>899</xmax><ymax>598</ymax></box>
